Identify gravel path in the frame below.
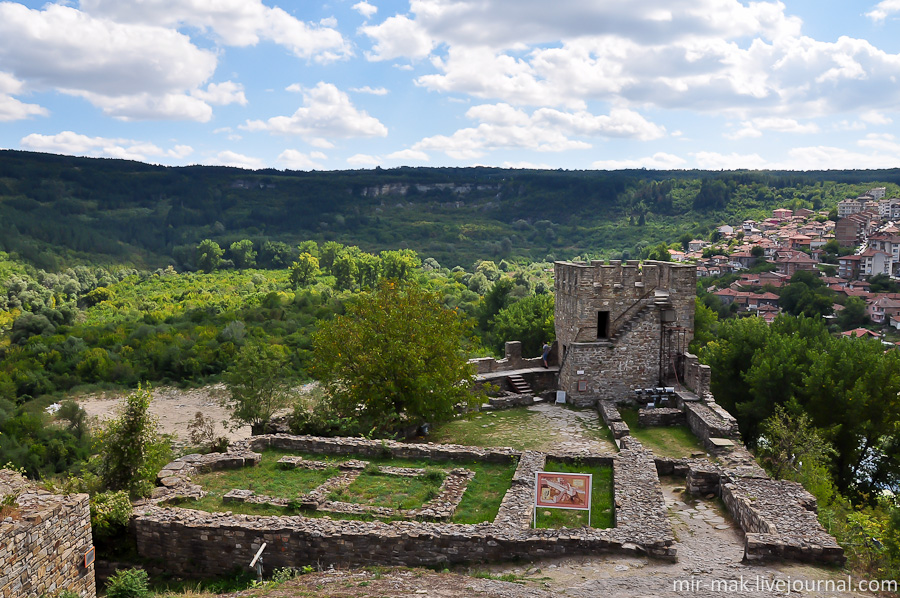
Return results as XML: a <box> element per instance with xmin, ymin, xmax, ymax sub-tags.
<box><xmin>525</xmin><ymin>401</ymin><xmax>617</xmax><ymax>454</ymax></box>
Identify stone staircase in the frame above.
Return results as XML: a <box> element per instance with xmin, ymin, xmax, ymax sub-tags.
<box><xmin>506</xmin><ymin>374</ymin><xmax>532</xmax><ymax>394</ymax></box>
<box><xmin>609</xmin><ymin>290</ymin><xmax>672</xmax><ymax>344</ymax></box>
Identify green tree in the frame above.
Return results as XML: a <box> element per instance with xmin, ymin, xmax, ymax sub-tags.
<box><xmin>290</xmin><ymin>253</ymin><xmax>319</xmax><ymax>287</ymax></box>
<box><xmin>229</xmin><ymin>239</ymin><xmax>257</xmax><ymax>270</ymax></box>
<box><xmin>837</xmin><ymin>296</ymin><xmax>868</xmax><ymax>329</ymax></box>
<box><xmin>380</xmin><ymin>249</ymin><xmax>421</xmax><ymax>281</ymax></box>
<box><xmin>312</xmin><ymin>281</ymin><xmax>477</xmax><ymax>435</ymax></box>
<box><xmin>222</xmin><ymin>341</ymin><xmax>294</xmax><ymax>434</ymax></box>
<box><xmin>332</xmin><ymin>251</ymin><xmax>359</xmax><ymax>290</ymax></box>
<box><xmin>320</xmin><ymin>241</ymin><xmax>344</xmax><ymax>274</ymax></box>
<box><xmin>93</xmin><ymin>385</ymin><xmax>171</xmax><ymax>497</ymax></box>
<box><xmin>643</xmin><ymin>243</ymin><xmax>671</xmax><ymax>262</ymax></box>
<box><xmin>689</xmin><ymin>297</ymin><xmax>719</xmax><ymax>353</ymax></box>
<box><xmin>197</xmin><ymin>239</ymin><xmax>223</xmax><ymax>273</ymax></box>
<box><xmin>757</xmin><ymin>403</ymin><xmax>834</xmax><ymax>481</ymax></box>
<box><xmin>298</xmin><ymin>240</ymin><xmax>319</xmax><ymax>257</ymax></box>
<box><xmin>356</xmin><ymin>251</ymin><xmax>381</xmax><ymax>288</ymax></box>
<box><xmin>489</xmin><ymin>293</ymin><xmax>555</xmax><ymax>356</ymax></box>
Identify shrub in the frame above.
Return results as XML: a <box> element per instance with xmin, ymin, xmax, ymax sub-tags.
<box><xmin>105</xmin><ymin>568</ymin><xmax>149</xmax><ymax>598</ymax></box>
<box><xmin>89</xmin><ymin>490</ymin><xmax>132</xmax><ymax>538</ymax></box>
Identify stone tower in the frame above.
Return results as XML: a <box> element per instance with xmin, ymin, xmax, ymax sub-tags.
<box><xmin>554</xmin><ymin>259</ymin><xmax>697</xmax><ymax>406</ymax></box>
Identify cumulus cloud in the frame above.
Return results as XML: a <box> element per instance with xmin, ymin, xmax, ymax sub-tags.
<box><xmin>347</xmin><ymin>153</ymin><xmax>382</xmax><ymax>166</ymax></box>
<box><xmin>386</xmin><ymin>149</ymin><xmax>429</xmax><ymax>162</ymax></box>
<box><xmin>192</xmin><ymin>82</ymin><xmax>248</xmax><ymax>106</ymax></box>
<box><xmin>79</xmin><ymin>0</ymin><xmax>350</xmax><ymax>61</ymax></box>
<box><xmin>726</xmin><ymin>117</ymin><xmax>819</xmax><ymax>139</ymax></box>
<box><xmin>860</xmin><ymin>110</ymin><xmax>893</xmax><ymax>125</ymax></box>
<box><xmin>362</xmin><ymin>15</ymin><xmax>434</xmax><ymax>61</ymax></box>
<box><xmin>0</xmin><ymin>3</ymin><xmax>219</xmax><ymax>121</ymax></box>
<box><xmin>20</xmin><ymin>131</ymin><xmax>193</xmax><ymax>162</ymax></box>
<box><xmin>412</xmin><ymin>103</ymin><xmax>663</xmax><ymax>159</ymax></box>
<box><xmin>866</xmin><ymin>0</ymin><xmax>900</xmax><ymax>21</ymax></box>
<box><xmin>204</xmin><ymin>150</ymin><xmax>265</xmax><ymax>169</ymax></box>
<box><xmin>278</xmin><ymin>149</ymin><xmax>327</xmax><ymax>170</ymax></box>
<box><xmin>351</xmin><ymin>86</ymin><xmax>389</xmax><ymax>95</ymax></box>
<box><xmin>592</xmin><ymin>152</ymin><xmax>687</xmax><ymax>170</ymax></box>
<box><xmin>0</xmin><ymin>73</ymin><xmax>47</xmax><ymax>120</ymax></box>
<box><xmin>691</xmin><ymin>151</ymin><xmax>770</xmax><ymax>170</ymax></box>
<box><xmin>243</xmin><ymin>82</ymin><xmax>388</xmax><ymax>142</ymax></box>
<box><xmin>353</xmin><ymin>1</ymin><xmax>378</xmax><ymax>19</ymax></box>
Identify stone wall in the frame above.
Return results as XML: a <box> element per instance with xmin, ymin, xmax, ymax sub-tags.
<box><xmin>554</xmin><ymin>260</ymin><xmax>696</xmax><ymax>405</ymax></box>
<box><xmin>0</xmin><ymin>470</ymin><xmax>96</xmax><ymax>598</ymax></box>
<box><xmin>470</xmin><ymin>341</ymin><xmax>556</xmax><ymax>374</ymax></box>
<box><xmin>134</xmin><ymin>434</ymin><xmax>676</xmax><ymax>576</ymax></box>
<box><xmin>721</xmin><ymin>477</ymin><xmax>844</xmax><ymax>564</ymax></box>
<box><xmin>638</xmin><ymin>407</ymin><xmax>685</xmax><ymax>427</ymax></box>
<box><xmin>682</xmin><ymin>352</ymin><xmax>712</xmax><ymax>397</ymax></box>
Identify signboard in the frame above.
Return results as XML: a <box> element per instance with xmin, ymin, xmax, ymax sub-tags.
<box><xmin>535</xmin><ymin>472</ymin><xmax>592</xmax><ymax>511</ymax></box>
<box><xmin>84</xmin><ymin>546</ymin><xmax>95</xmax><ymax>568</ymax></box>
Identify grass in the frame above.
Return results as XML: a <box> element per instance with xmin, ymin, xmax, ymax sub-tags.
<box><xmin>182</xmin><ymin>448</ymin><xmax>517</xmax><ymax>525</ymax></box>
<box><xmin>619</xmin><ymin>408</ymin><xmax>706</xmax><ymax>458</ymax></box>
<box><xmin>425</xmin><ymin>408</ymin><xmax>545</xmax><ymax>450</ymax></box>
<box><xmin>333</xmin><ymin>469</ymin><xmax>444</xmax><ymax>510</ymax></box>
<box><xmin>533</xmin><ymin>459</ymin><xmax>614</xmax><ymax>529</ymax></box>
<box><xmin>424</xmin><ymin>405</ymin><xmax>615</xmax><ymax>452</ymax></box>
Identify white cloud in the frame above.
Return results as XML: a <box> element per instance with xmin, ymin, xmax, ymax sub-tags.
<box><xmin>192</xmin><ymin>82</ymin><xmax>248</xmax><ymax>106</ymax></box>
<box><xmin>412</xmin><ymin>103</ymin><xmax>663</xmax><ymax>160</ymax></box>
<box><xmin>204</xmin><ymin>150</ymin><xmax>265</xmax><ymax>170</ymax></box>
<box><xmin>386</xmin><ymin>149</ymin><xmax>429</xmax><ymax>162</ymax></box>
<box><xmin>592</xmin><ymin>152</ymin><xmax>687</xmax><ymax>170</ymax></box>
<box><xmin>726</xmin><ymin>117</ymin><xmax>819</xmax><ymax>139</ymax></box>
<box><xmin>860</xmin><ymin>110</ymin><xmax>893</xmax><ymax>125</ymax></box>
<box><xmin>79</xmin><ymin>0</ymin><xmax>350</xmax><ymax>61</ymax></box>
<box><xmin>0</xmin><ymin>72</ymin><xmax>47</xmax><ymax>120</ymax></box>
<box><xmin>0</xmin><ymin>3</ymin><xmax>220</xmax><ymax>121</ymax></box>
<box><xmin>278</xmin><ymin>149</ymin><xmax>327</xmax><ymax>170</ymax></box>
<box><xmin>243</xmin><ymin>82</ymin><xmax>388</xmax><ymax>140</ymax></box>
<box><xmin>347</xmin><ymin>153</ymin><xmax>382</xmax><ymax>166</ymax></box>
<box><xmin>351</xmin><ymin>86</ymin><xmax>389</xmax><ymax>95</ymax></box>
<box><xmin>361</xmin><ymin>15</ymin><xmax>433</xmax><ymax>61</ymax></box>
<box><xmin>691</xmin><ymin>151</ymin><xmax>770</xmax><ymax>170</ymax></box>
<box><xmin>20</xmin><ymin>131</ymin><xmax>193</xmax><ymax>162</ymax></box>
<box><xmin>406</xmin><ymin>0</ymin><xmax>800</xmax><ymax>48</ymax></box>
<box><xmin>501</xmin><ymin>160</ymin><xmax>553</xmax><ymax>169</ymax></box>
<box><xmin>353</xmin><ymin>1</ymin><xmax>378</xmax><ymax>19</ymax></box>
<box><xmin>866</xmin><ymin>0</ymin><xmax>900</xmax><ymax>22</ymax></box>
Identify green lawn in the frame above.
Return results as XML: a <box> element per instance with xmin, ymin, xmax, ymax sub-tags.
<box><xmin>182</xmin><ymin>448</ymin><xmax>517</xmax><ymax>524</ymax></box>
<box><xmin>534</xmin><ymin>460</ymin><xmax>614</xmax><ymax>529</ymax></box>
<box><xmin>619</xmin><ymin>408</ymin><xmax>706</xmax><ymax>458</ymax></box>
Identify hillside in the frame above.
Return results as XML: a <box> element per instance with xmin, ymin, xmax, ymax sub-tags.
<box><xmin>4</xmin><ymin>150</ymin><xmax>900</xmax><ymax>270</ymax></box>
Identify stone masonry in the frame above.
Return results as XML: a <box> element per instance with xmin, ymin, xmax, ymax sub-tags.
<box><xmin>133</xmin><ymin>434</ymin><xmax>675</xmax><ymax>576</ymax></box>
<box><xmin>0</xmin><ymin>469</ymin><xmax>96</xmax><ymax>598</ymax></box>
<box><xmin>554</xmin><ymin>260</ymin><xmax>696</xmax><ymax>406</ymax></box>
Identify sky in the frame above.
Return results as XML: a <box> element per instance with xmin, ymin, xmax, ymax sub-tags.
<box><xmin>2</xmin><ymin>0</ymin><xmax>900</xmax><ymax>172</ymax></box>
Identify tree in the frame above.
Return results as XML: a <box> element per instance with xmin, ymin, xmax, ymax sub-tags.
<box><xmin>290</xmin><ymin>253</ymin><xmax>319</xmax><ymax>287</ymax></box>
<box><xmin>332</xmin><ymin>252</ymin><xmax>359</xmax><ymax>290</ymax></box>
<box><xmin>93</xmin><ymin>385</ymin><xmax>171</xmax><ymax>497</ymax></box>
<box><xmin>836</xmin><ymin>296</ymin><xmax>868</xmax><ymax>329</ymax></box>
<box><xmin>380</xmin><ymin>249</ymin><xmax>421</xmax><ymax>281</ymax></box>
<box><xmin>197</xmin><ymin>239</ymin><xmax>223</xmax><ymax>273</ymax></box>
<box><xmin>222</xmin><ymin>341</ymin><xmax>294</xmax><ymax>434</ymax></box>
<box><xmin>757</xmin><ymin>403</ymin><xmax>834</xmax><ymax>481</ymax></box>
<box><xmin>229</xmin><ymin>239</ymin><xmax>257</xmax><ymax>270</ymax></box>
<box><xmin>489</xmin><ymin>294</ymin><xmax>555</xmax><ymax>356</ymax></box>
<box><xmin>312</xmin><ymin>281</ymin><xmax>478</xmax><ymax>435</ymax></box>
<box><xmin>319</xmin><ymin>241</ymin><xmax>343</xmax><ymax>274</ymax></box>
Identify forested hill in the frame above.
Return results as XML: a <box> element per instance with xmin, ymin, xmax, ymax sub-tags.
<box><xmin>3</xmin><ymin>149</ymin><xmax>900</xmax><ymax>270</ymax></box>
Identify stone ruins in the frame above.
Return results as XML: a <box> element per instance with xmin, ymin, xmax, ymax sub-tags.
<box><xmin>0</xmin><ymin>258</ymin><xmax>846</xmax><ymax>594</ymax></box>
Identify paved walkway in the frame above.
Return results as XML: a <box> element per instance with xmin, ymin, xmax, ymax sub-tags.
<box><xmin>526</xmin><ymin>402</ymin><xmax>616</xmax><ymax>454</ymax></box>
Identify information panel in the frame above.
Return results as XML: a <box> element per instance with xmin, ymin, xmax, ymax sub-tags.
<box><xmin>535</xmin><ymin>472</ymin><xmax>592</xmax><ymax>511</ymax></box>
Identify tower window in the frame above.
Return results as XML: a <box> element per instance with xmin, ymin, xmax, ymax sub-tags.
<box><xmin>598</xmin><ymin>311</ymin><xmax>610</xmax><ymax>338</ymax></box>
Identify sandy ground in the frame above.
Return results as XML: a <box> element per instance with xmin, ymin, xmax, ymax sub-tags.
<box><xmin>75</xmin><ymin>384</ymin><xmax>252</xmax><ymax>447</ymax></box>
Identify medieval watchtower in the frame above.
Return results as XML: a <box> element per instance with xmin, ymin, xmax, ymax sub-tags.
<box><xmin>554</xmin><ymin>259</ymin><xmax>697</xmax><ymax>405</ymax></box>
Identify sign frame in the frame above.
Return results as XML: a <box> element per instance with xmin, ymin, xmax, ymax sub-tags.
<box><xmin>84</xmin><ymin>546</ymin><xmax>95</xmax><ymax>568</ymax></box>
<box><xmin>533</xmin><ymin>471</ymin><xmax>592</xmax><ymax>528</ymax></box>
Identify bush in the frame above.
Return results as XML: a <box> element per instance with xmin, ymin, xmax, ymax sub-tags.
<box><xmin>89</xmin><ymin>490</ymin><xmax>133</xmax><ymax>539</ymax></box>
<box><xmin>105</xmin><ymin>568</ymin><xmax>150</xmax><ymax>598</ymax></box>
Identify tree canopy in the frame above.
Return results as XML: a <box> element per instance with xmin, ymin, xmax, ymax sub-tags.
<box><xmin>312</xmin><ymin>280</ymin><xmax>478</xmax><ymax>436</ymax></box>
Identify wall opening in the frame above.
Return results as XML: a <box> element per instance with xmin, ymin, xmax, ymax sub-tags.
<box><xmin>597</xmin><ymin>311</ymin><xmax>610</xmax><ymax>338</ymax></box>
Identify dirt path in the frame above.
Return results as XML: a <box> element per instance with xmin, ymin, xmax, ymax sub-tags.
<box><xmin>525</xmin><ymin>401</ymin><xmax>617</xmax><ymax>454</ymax></box>
<box><xmin>75</xmin><ymin>384</ymin><xmax>251</xmax><ymax>446</ymax></box>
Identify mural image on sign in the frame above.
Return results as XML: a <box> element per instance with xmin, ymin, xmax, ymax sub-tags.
<box><xmin>535</xmin><ymin>472</ymin><xmax>592</xmax><ymax>511</ymax></box>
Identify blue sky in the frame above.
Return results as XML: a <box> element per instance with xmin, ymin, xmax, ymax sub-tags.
<box><xmin>2</xmin><ymin>0</ymin><xmax>900</xmax><ymax>171</ymax></box>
